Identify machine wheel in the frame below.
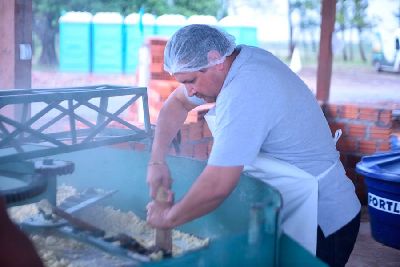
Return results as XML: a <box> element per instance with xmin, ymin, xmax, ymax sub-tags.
<box><xmin>34</xmin><ymin>159</ymin><xmax>75</xmax><ymax>176</ymax></box>
<box><xmin>1</xmin><ymin>160</ymin><xmax>74</xmax><ymax>205</ymax></box>
<box><xmin>1</xmin><ymin>173</ymin><xmax>48</xmax><ymax>205</ymax></box>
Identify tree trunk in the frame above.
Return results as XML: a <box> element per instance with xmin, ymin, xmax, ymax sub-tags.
<box><xmin>288</xmin><ymin>1</ymin><xmax>295</xmax><ymax>60</ymax></box>
<box><xmin>340</xmin><ymin>27</ymin><xmax>348</xmax><ymax>61</ymax></box>
<box><xmin>349</xmin><ymin>28</ymin><xmax>354</xmax><ymax>60</ymax></box>
<box><xmin>311</xmin><ymin>30</ymin><xmax>317</xmax><ymax>53</ymax></box>
<box><xmin>34</xmin><ymin>15</ymin><xmax>58</xmax><ymax>67</ymax></box>
<box><xmin>358</xmin><ymin>28</ymin><xmax>366</xmax><ymax>62</ymax></box>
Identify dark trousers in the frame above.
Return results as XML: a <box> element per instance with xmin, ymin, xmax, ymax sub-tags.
<box><xmin>316</xmin><ymin>212</ymin><xmax>361</xmax><ymax>267</ymax></box>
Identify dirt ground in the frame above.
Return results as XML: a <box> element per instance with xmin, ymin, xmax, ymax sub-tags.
<box><xmin>298</xmin><ymin>66</ymin><xmax>400</xmax><ymax>107</ymax></box>
<box><xmin>32</xmin><ymin>65</ymin><xmax>400</xmax><ymax>107</ymax></box>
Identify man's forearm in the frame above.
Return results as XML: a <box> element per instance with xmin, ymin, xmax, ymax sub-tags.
<box><xmin>151</xmin><ymin>96</ymin><xmax>190</xmax><ymax>162</ymax></box>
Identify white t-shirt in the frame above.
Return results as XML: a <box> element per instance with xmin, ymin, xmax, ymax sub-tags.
<box><xmin>187</xmin><ymin>45</ymin><xmax>360</xmax><ymax>236</ymax></box>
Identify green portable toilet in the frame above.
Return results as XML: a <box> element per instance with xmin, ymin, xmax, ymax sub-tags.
<box><xmin>92</xmin><ymin>12</ymin><xmax>124</xmax><ymax>73</ymax></box>
<box><xmin>59</xmin><ymin>12</ymin><xmax>92</xmax><ymax>72</ymax></box>
<box><xmin>155</xmin><ymin>14</ymin><xmax>187</xmax><ymax>38</ymax></box>
<box><xmin>124</xmin><ymin>13</ymin><xmax>156</xmax><ymax>73</ymax></box>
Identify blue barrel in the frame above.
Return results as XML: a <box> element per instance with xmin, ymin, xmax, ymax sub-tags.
<box><xmin>356</xmin><ymin>151</ymin><xmax>400</xmax><ymax>249</ymax></box>
<box><xmin>92</xmin><ymin>12</ymin><xmax>124</xmax><ymax>73</ymax></box>
<box><xmin>59</xmin><ymin>12</ymin><xmax>92</xmax><ymax>72</ymax></box>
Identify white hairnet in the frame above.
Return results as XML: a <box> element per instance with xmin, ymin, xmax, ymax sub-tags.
<box><xmin>164</xmin><ymin>24</ymin><xmax>236</xmax><ymax>74</ymax></box>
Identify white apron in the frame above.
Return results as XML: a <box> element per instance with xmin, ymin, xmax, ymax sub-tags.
<box><xmin>204</xmin><ymin>109</ymin><xmax>342</xmax><ymax>255</ymax></box>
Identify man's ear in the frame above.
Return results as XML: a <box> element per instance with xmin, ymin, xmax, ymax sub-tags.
<box><xmin>207</xmin><ymin>50</ymin><xmax>221</xmax><ymax>61</ymax></box>
<box><xmin>207</xmin><ymin>50</ymin><xmax>224</xmax><ymax>70</ymax></box>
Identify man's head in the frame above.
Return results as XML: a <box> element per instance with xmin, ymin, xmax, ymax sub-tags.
<box><xmin>164</xmin><ymin>24</ymin><xmax>236</xmax><ymax>102</ymax></box>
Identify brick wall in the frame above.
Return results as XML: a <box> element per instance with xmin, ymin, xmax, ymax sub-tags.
<box><xmin>321</xmin><ymin>103</ymin><xmax>395</xmax><ymax>203</ymax></box>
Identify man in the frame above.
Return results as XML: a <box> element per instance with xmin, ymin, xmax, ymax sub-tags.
<box><xmin>0</xmin><ymin>197</ymin><xmax>44</xmax><ymax>266</ymax></box>
<box><xmin>146</xmin><ymin>24</ymin><xmax>360</xmax><ymax>267</ymax></box>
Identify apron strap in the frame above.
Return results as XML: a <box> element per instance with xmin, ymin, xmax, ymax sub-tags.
<box><xmin>333</xmin><ymin>129</ymin><xmax>342</xmax><ymax>144</ymax></box>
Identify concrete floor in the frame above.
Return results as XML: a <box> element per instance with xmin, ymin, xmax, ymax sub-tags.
<box><xmin>347</xmin><ymin>207</ymin><xmax>400</xmax><ymax>267</ymax></box>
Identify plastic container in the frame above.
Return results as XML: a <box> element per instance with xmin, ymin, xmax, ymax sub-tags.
<box><xmin>59</xmin><ymin>12</ymin><xmax>93</xmax><ymax>72</ymax></box>
<box><xmin>92</xmin><ymin>12</ymin><xmax>124</xmax><ymax>73</ymax></box>
<box><xmin>356</xmin><ymin>151</ymin><xmax>400</xmax><ymax>249</ymax></box>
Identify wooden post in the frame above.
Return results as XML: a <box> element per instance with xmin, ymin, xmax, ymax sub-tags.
<box><xmin>0</xmin><ymin>0</ymin><xmax>32</xmax><ymax>121</ymax></box>
<box><xmin>316</xmin><ymin>0</ymin><xmax>336</xmax><ymax>103</ymax></box>
<box><xmin>0</xmin><ymin>0</ymin><xmax>32</xmax><ymax>89</ymax></box>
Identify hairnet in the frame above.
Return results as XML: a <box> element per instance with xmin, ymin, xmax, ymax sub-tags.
<box><xmin>164</xmin><ymin>24</ymin><xmax>236</xmax><ymax>74</ymax></box>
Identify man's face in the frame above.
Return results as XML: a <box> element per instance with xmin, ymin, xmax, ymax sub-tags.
<box><xmin>174</xmin><ymin>66</ymin><xmax>224</xmax><ymax>103</ymax></box>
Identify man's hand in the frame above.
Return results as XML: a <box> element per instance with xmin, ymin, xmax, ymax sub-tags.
<box><xmin>146</xmin><ymin>162</ymin><xmax>172</xmax><ymax>199</ymax></box>
<box><xmin>146</xmin><ymin>188</ymin><xmax>174</xmax><ymax>229</ymax></box>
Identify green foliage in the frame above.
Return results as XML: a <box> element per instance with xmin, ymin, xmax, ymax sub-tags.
<box><xmin>336</xmin><ymin>0</ymin><xmax>347</xmax><ymax>27</ymax></box>
<box><xmin>351</xmin><ymin>0</ymin><xmax>373</xmax><ymax>30</ymax></box>
<box><xmin>169</xmin><ymin>0</ymin><xmax>220</xmax><ymax>17</ymax></box>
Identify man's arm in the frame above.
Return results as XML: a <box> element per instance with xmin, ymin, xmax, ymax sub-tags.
<box><xmin>147</xmin><ymin>85</ymin><xmax>198</xmax><ymax>198</ymax></box>
<box><xmin>147</xmin><ymin>165</ymin><xmax>243</xmax><ymax>229</ymax></box>
<box><xmin>150</xmin><ymin>85</ymin><xmax>197</xmax><ymax>162</ymax></box>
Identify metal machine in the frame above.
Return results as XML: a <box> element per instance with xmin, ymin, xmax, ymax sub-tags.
<box><xmin>0</xmin><ymin>85</ymin><xmax>326</xmax><ymax>266</ymax></box>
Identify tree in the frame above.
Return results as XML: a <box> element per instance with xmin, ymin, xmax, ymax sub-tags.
<box><xmin>336</xmin><ymin>0</ymin><xmax>349</xmax><ymax>61</ymax></box>
<box><xmin>395</xmin><ymin>1</ymin><xmax>400</xmax><ymax>27</ymax></box>
<box><xmin>33</xmin><ymin>0</ymin><xmax>107</xmax><ymax>67</ymax></box>
<box><xmin>349</xmin><ymin>0</ymin><xmax>373</xmax><ymax>62</ymax></box>
<box><xmin>297</xmin><ymin>0</ymin><xmax>320</xmax><ymax>54</ymax></box>
<box><xmin>287</xmin><ymin>0</ymin><xmax>319</xmax><ymax>60</ymax></box>
<box><xmin>165</xmin><ymin>0</ymin><xmax>221</xmax><ymax>17</ymax></box>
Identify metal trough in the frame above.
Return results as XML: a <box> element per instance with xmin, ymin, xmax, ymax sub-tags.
<box><xmin>0</xmin><ymin>86</ymin><xmax>326</xmax><ymax>266</ymax></box>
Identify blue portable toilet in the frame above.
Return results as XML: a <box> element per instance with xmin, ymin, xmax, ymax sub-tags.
<box><xmin>155</xmin><ymin>14</ymin><xmax>187</xmax><ymax>38</ymax></box>
<box><xmin>240</xmin><ymin>25</ymin><xmax>258</xmax><ymax>47</ymax></box>
<box><xmin>124</xmin><ymin>13</ymin><xmax>156</xmax><ymax>73</ymax></box>
<box><xmin>218</xmin><ymin>16</ymin><xmax>242</xmax><ymax>44</ymax></box>
<box><xmin>141</xmin><ymin>13</ymin><xmax>157</xmax><ymax>37</ymax></box>
<box><xmin>187</xmin><ymin>15</ymin><xmax>217</xmax><ymax>26</ymax></box>
<box><xmin>92</xmin><ymin>12</ymin><xmax>124</xmax><ymax>73</ymax></box>
<box><xmin>218</xmin><ymin>15</ymin><xmax>258</xmax><ymax>46</ymax></box>
<box><xmin>59</xmin><ymin>12</ymin><xmax>92</xmax><ymax>72</ymax></box>
<box><xmin>356</xmin><ymin>151</ymin><xmax>400</xmax><ymax>250</ymax></box>
<box><xmin>124</xmin><ymin>13</ymin><xmax>142</xmax><ymax>73</ymax></box>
